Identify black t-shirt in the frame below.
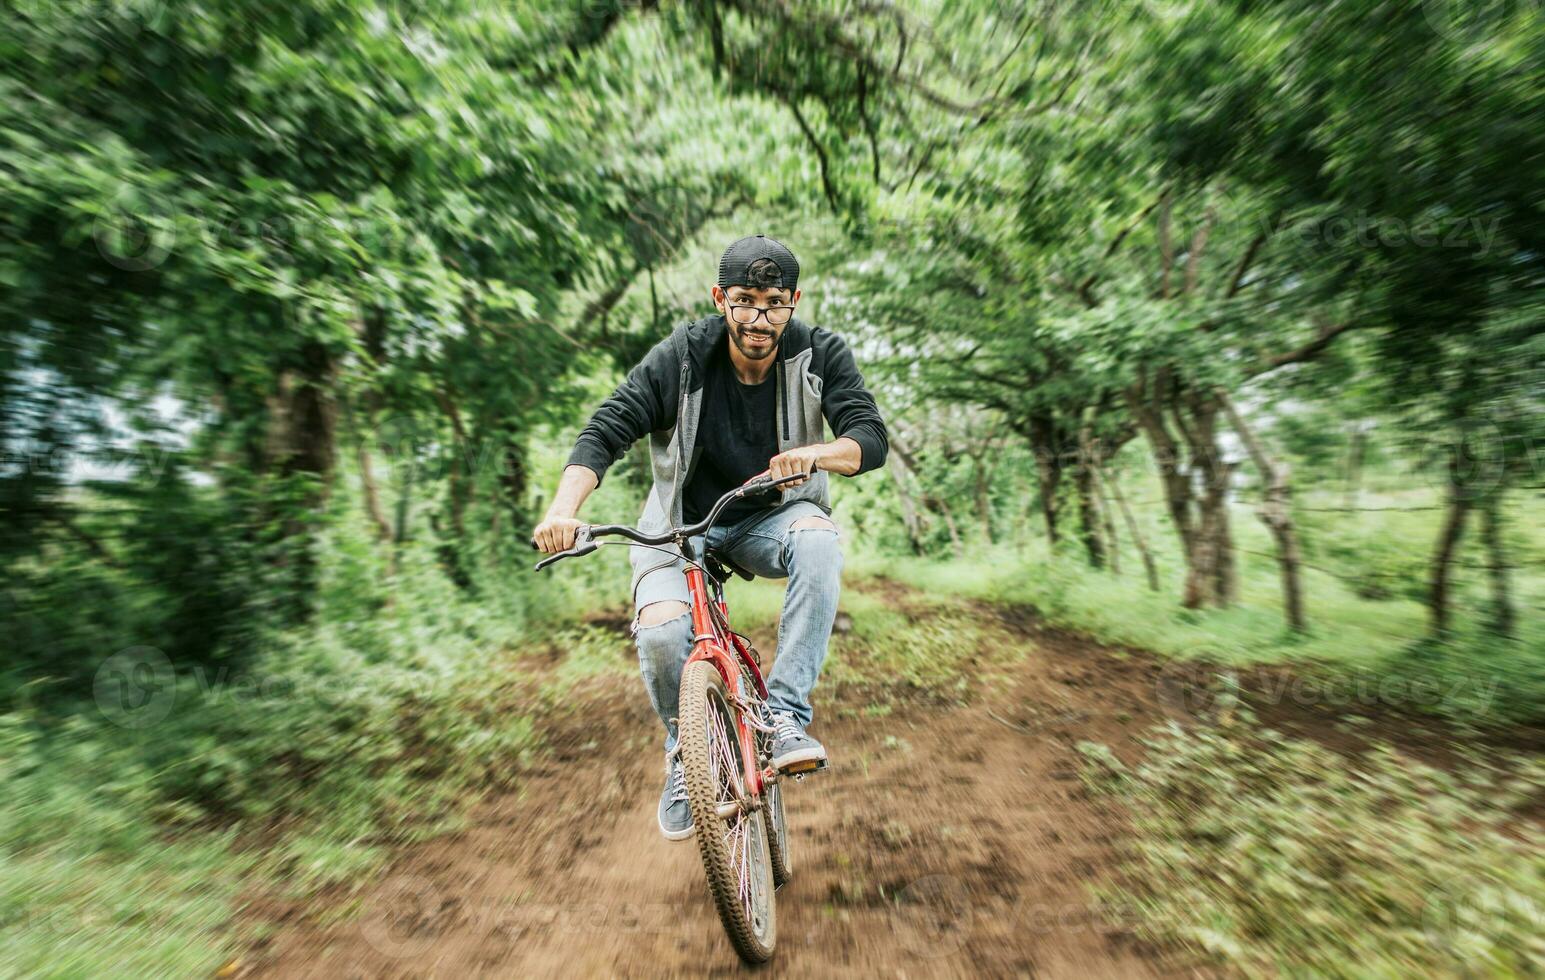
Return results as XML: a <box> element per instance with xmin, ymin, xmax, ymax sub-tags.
<box><xmin>683</xmin><ymin>342</ymin><xmax>781</xmax><ymax>525</ymax></box>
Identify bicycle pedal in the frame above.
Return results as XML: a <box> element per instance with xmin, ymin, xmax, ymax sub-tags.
<box><xmin>781</xmin><ymin>757</ymin><xmax>829</xmax><ymax>777</ymax></box>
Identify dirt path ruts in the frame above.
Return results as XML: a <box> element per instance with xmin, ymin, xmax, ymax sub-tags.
<box><xmin>244</xmin><ymin>581</ymin><xmax>1220</xmax><ymax>978</ymax></box>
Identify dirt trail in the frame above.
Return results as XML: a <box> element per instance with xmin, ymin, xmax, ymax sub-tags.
<box><xmin>245</xmin><ymin>581</ymin><xmax>1227</xmax><ymax>978</ymax></box>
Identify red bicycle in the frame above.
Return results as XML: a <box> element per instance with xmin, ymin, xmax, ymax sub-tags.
<box><xmin>533</xmin><ymin>471</ymin><xmax>814</xmax><ymax>963</ymax></box>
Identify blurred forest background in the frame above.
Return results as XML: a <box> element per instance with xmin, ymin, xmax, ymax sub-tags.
<box><xmin>2</xmin><ymin>0</ymin><xmax>1541</xmax><ymax>976</ymax></box>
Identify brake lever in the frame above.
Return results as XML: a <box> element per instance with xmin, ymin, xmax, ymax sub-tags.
<box><xmin>534</xmin><ymin>541</ymin><xmax>597</xmax><ymax>571</ymax></box>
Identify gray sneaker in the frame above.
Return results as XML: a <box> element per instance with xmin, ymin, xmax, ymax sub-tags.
<box><xmin>657</xmin><ymin>749</ymin><xmax>694</xmax><ymax>841</ymax></box>
<box><xmin>769</xmin><ymin>712</ymin><xmax>828</xmax><ymax>772</ymax></box>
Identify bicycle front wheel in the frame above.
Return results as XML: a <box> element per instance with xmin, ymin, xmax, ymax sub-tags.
<box><xmin>764</xmin><ymin>777</ymin><xmax>791</xmax><ymax>888</ymax></box>
<box><xmin>678</xmin><ymin>659</ymin><xmax>776</xmax><ymax>963</ymax></box>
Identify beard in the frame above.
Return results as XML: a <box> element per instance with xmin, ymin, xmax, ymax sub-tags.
<box><xmin>729</xmin><ymin>321</ymin><xmax>782</xmax><ymax>360</ymax></box>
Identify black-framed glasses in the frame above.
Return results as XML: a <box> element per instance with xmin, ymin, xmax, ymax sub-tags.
<box><xmin>726</xmin><ymin>302</ymin><xmax>795</xmax><ymax>326</ymax></box>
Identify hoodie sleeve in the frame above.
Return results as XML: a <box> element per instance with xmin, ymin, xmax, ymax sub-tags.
<box><xmin>566</xmin><ymin>333</ymin><xmax>680</xmax><ymax>486</ymax></box>
<box><xmin>816</xmin><ymin>332</ymin><xmax>889</xmax><ymax>475</ymax></box>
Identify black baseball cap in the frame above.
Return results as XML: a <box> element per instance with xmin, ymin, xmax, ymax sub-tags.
<box><xmin>717</xmin><ymin>234</ymin><xmax>800</xmax><ymax>293</ymax></box>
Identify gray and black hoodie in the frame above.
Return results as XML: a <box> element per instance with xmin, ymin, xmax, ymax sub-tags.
<box><xmin>566</xmin><ymin>313</ymin><xmax>889</xmax><ymax>592</ymax></box>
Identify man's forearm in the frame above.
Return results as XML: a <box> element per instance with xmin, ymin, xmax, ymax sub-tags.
<box><xmin>546</xmin><ymin>464</ymin><xmax>600</xmax><ymax>519</ymax></box>
<box><xmin>822</xmin><ymin>436</ymin><xmax>865</xmax><ymax>476</ymax></box>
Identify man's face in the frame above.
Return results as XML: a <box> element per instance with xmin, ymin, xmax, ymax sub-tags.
<box><xmin>714</xmin><ymin>284</ymin><xmax>801</xmax><ymax>361</ymax></box>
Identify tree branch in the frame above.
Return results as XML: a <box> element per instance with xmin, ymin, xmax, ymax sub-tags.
<box><xmin>1224</xmin><ymin>227</ymin><xmax>1269</xmax><ymax>299</ymax></box>
<box><xmin>1255</xmin><ymin>319</ymin><xmax>1363</xmax><ymax>374</ymax></box>
<box><xmin>1183</xmin><ymin>196</ymin><xmax>1217</xmax><ymax>295</ymax></box>
<box><xmin>857</xmin><ymin>66</ymin><xmax>882</xmax><ymax>184</ymax></box>
<box><xmin>1076</xmin><ymin>195</ymin><xmax>1162</xmax><ymax>307</ymax></box>
<box><xmin>780</xmin><ymin>94</ymin><xmax>841</xmax><ymax>214</ymax></box>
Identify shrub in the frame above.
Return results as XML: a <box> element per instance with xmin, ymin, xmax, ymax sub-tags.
<box><xmin>1078</xmin><ymin>714</ymin><xmax>1545</xmax><ymax>977</ymax></box>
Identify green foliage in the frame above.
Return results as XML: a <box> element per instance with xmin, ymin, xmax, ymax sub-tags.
<box><xmin>0</xmin><ymin>520</ymin><xmax>613</xmax><ymax>974</ymax></box>
<box><xmin>2</xmin><ymin>0</ymin><xmax>1542</xmax><ymax>972</ymax></box>
<box><xmin>823</xmin><ymin>590</ymin><xmax>1018</xmax><ymax>711</ymax></box>
<box><xmin>856</xmin><ymin>479</ymin><xmax>1545</xmax><ymax>725</ymax></box>
<box><xmin>1078</xmin><ymin>717</ymin><xmax>1545</xmax><ymax>977</ymax></box>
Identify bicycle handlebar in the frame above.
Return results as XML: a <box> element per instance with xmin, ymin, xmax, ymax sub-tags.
<box><xmin>530</xmin><ymin>467</ymin><xmax>814</xmax><ymax>572</ymax></box>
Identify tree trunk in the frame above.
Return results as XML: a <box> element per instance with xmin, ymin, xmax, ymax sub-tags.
<box><xmin>265</xmin><ymin>346</ymin><xmax>339</xmax><ymax>489</ymax></box>
<box><xmin>434</xmin><ymin>389</ymin><xmax>471</xmax><ymax>544</ymax></box>
<box><xmin>885</xmin><ymin>433</ymin><xmax>929</xmax><ymax>554</ymax></box>
<box><xmin>261</xmin><ymin>341</ymin><xmax>338</xmax><ymax>620</ymax></box>
<box><xmin>344</xmin><ymin>400</ymin><xmax>391</xmax><ymax>542</ymax></box>
<box><xmin>973</xmin><ymin>454</ymin><xmax>994</xmax><ymax>545</ymax></box>
<box><xmin>356</xmin><ymin>436</ymin><xmax>391</xmax><ymax>542</ymax></box>
<box><xmin>497</xmin><ymin>434</ymin><xmax>529</xmax><ymax>529</ymax></box>
<box><xmin>1218</xmin><ymin>390</ymin><xmax>1306</xmax><ymax>632</ymax></box>
<box><xmin>1428</xmin><ymin>488</ymin><xmax>1471</xmax><ymax>638</ymax></box>
<box><xmin>888</xmin><ymin>467</ymin><xmax>926</xmax><ymax>554</ymax></box>
<box><xmin>1027</xmin><ymin>413</ymin><xmax>1063</xmax><ymax>546</ymax></box>
<box><xmin>1185</xmin><ymin>497</ymin><xmax>1224</xmax><ymax>608</ymax></box>
<box><xmin>1073</xmin><ymin>445</ymin><xmax>1106</xmax><ymax>569</ymax></box>
<box><xmin>1479</xmin><ymin>493</ymin><xmax>1515</xmax><ymax>638</ymax></box>
<box><xmin>925</xmin><ymin>494</ymin><xmax>965</xmax><ymax>558</ymax></box>
<box><xmin>350</xmin><ymin>307</ymin><xmax>392</xmax><ymax>543</ymax></box>
<box><xmin>1213</xmin><ymin>486</ymin><xmax>1238</xmax><ymax>603</ymax></box>
<box><xmin>438</xmin><ymin>439</ymin><xmax>471</xmax><ymax>589</ymax></box>
<box><xmin>1076</xmin><ymin>418</ymin><xmax>1114</xmax><ymax>571</ymax></box>
<box><xmin>1097</xmin><ymin>470</ymin><xmax>1121</xmax><ymax>576</ymax></box>
<box><xmin>1103</xmin><ymin>467</ymin><xmax>1159</xmax><ymax>591</ymax></box>
<box><xmin>1125</xmin><ymin>375</ymin><xmax>1196</xmax><ymax>567</ymax></box>
<box><xmin>1173</xmin><ymin>388</ymin><xmax>1234</xmax><ymax>608</ymax></box>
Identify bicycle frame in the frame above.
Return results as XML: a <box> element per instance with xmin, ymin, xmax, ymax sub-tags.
<box><xmin>681</xmin><ymin>537</ymin><xmax>771</xmax><ymax>799</ymax></box>
<box><xmin>533</xmin><ymin>467</ymin><xmax>814</xmax><ymax>803</ymax></box>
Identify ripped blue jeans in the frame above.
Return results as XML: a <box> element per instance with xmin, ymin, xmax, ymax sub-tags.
<box><xmin>629</xmin><ymin>499</ymin><xmax>842</xmax><ymax>753</ymax></box>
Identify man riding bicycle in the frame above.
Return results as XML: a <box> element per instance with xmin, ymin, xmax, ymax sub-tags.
<box><xmin>531</xmin><ymin>235</ymin><xmax>889</xmax><ymax>841</ymax></box>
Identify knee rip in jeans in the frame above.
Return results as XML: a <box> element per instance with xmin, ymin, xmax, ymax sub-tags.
<box><xmin>787</xmin><ymin>515</ymin><xmax>838</xmax><ymax>538</ymax></box>
<box><xmin>783</xmin><ymin>515</ymin><xmax>841</xmax><ymax>562</ymax></box>
<box><xmin>633</xmin><ymin>600</ymin><xmax>690</xmax><ymax>634</ymax></box>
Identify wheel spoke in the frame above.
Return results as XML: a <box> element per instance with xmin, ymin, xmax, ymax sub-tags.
<box><xmin>709</xmin><ymin>708</ymin><xmax>738</xmax><ymax>803</ymax></box>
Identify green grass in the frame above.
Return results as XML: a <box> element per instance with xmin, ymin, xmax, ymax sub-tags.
<box><xmin>825</xmin><ymin>603</ymin><xmax>1015</xmax><ymax>712</ymax></box>
<box><xmin>718</xmin><ymin>567</ymin><xmax>1020</xmax><ymax>715</ymax></box>
<box><xmin>848</xmin><ymin>483</ymin><xmax>1545</xmax><ymax>724</ymax></box>
<box><xmin>852</xmin><ymin>532</ymin><xmax>1433</xmax><ymax>668</ymax></box>
<box><xmin>0</xmin><ymin>834</ymin><xmax>251</xmax><ymax>979</ymax></box>
<box><xmin>1078</xmin><ymin>711</ymin><xmax>1545</xmax><ymax>978</ymax></box>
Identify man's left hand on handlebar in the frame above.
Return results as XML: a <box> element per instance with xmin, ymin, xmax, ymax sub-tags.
<box><xmin>767</xmin><ymin>440</ymin><xmax>857</xmax><ymax>487</ymax></box>
<box><xmin>532</xmin><ymin>514</ymin><xmax>585</xmax><ymax>554</ymax></box>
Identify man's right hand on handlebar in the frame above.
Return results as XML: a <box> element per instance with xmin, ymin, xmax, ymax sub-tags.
<box><xmin>532</xmin><ymin>514</ymin><xmax>585</xmax><ymax>554</ymax></box>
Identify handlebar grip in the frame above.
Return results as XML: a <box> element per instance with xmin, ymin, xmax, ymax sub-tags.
<box><xmin>746</xmin><ymin>464</ymin><xmax>817</xmax><ymax>491</ymax></box>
